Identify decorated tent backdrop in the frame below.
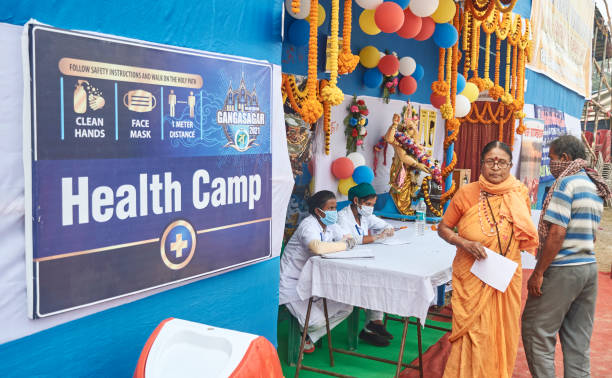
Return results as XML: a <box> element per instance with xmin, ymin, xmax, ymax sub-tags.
<box><xmin>0</xmin><ymin>1</ymin><xmax>291</xmax><ymax>376</ymax></box>
<box><xmin>455</xmin><ymin>101</ymin><xmax>517</xmax><ymax>182</ymax></box>
<box><xmin>528</xmin><ymin>0</ymin><xmax>595</xmax><ymax>97</ymax></box>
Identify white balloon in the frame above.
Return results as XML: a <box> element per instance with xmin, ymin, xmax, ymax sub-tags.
<box><xmin>399</xmin><ymin>57</ymin><xmax>416</xmax><ymax>76</ymax></box>
<box><xmin>409</xmin><ymin>0</ymin><xmax>440</xmax><ymax>17</ymax></box>
<box><xmin>455</xmin><ymin>95</ymin><xmax>471</xmax><ymax>118</ymax></box>
<box><xmin>285</xmin><ymin>0</ymin><xmax>311</xmax><ymax>19</ymax></box>
<box><xmin>347</xmin><ymin>152</ymin><xmax>366</xmax><ymax>167</ymax></box>
<box><xmin>355</xmin><ymin>0</ymin><xmax>383</xmax><ymax>10</ymax></box>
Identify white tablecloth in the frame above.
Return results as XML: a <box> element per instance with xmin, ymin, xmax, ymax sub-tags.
<box><xmin>296</xmin><ymin>223</ymin><xmax>456</xmax><ymax>324</ymax></box>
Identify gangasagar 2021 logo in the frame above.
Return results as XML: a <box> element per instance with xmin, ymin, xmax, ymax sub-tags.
<box><xmin>216</xmin><ymin>74</ymin><xmax>265</xmax><ymax>152</ymax></box>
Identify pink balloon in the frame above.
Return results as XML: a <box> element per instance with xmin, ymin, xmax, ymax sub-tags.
<box><xmin>414</xmin><ymin>17</ymin><xmax>435</xmax><ymax>41</ymax></box>
<box><xmin>331</xmin><ymin>157</ymin><xmax>355</xmax><ymax>179</ymax></box>
<box><xmin>399</xmin><ymin>76</ymin><xmax>417</xmax><ymax>95</ymax></box>
<box><xmin>430</xmin><ymin>92</ymin><xmax>446</xmax><ymax>108</ymax></box>
<box><xmin>397</xmin><ymin>9</ymin><xmax>422</xmax><ymax>39</ymax></box>
<box><xmin>374</xmin><ymin>2</ymin><xmax>405</xmax><ymax>33</ymax></box>
<box><xmin>378</xmin><ymin>55</ymin><xmax>400</xmax><ymax>76</ymax></box>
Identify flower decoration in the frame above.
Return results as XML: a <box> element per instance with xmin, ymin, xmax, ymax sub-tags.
<box><xmin>382</xmin><ymin>74</ymin><xmax>399</xmax><ymax>104</ymax></box>
<box><xmin>393</xmin><ymin>131</ymin><xmax>443</xmax><ymax>186</ymax></box>
<box><xmin>344</xmin><ymin>96</ymin><xmax>369</xmax><ymax>154</ymax></box>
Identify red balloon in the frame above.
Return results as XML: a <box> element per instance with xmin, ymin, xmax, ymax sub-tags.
<box><xmin>307</xmin><ymin>159</ymin><xmax>314</xmax><ymax>175</ymax></box>
<box><xmin>430</xmin><ymin>93</ymin><xmax>446</xmax><ymax>108</ymax></box>
<box><xmin>397</xmin><ymin>9</ymin><xmax>422</xmax><ymax>39</ymax></box>
<box><xmin>374</xmin><ymin>2</ymin><xmax>405</xmax><ymax>33</ymax></box>
<box><xmin>414</xmin><ymin>17</ymin><xmax>435</xmax><ymax>41</ymax></box>
<box><xmin>378</xmin><ymin>55</ymin><xmax>400</xmax><ymax>76</ymax></box>
<box><xmin>331</xmin><ymin>157</ymin><xmax>354</xmax><ymax>179</ymax></box>
<box><xmin>399</xmin><ymin>76</ymin><xmax>417</xmax><ymax>95</ymax></box>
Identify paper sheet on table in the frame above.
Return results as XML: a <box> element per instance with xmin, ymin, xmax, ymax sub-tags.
<box><xmin>321</xmin><ymin>248</ymin><xmax>374</xmax><ymax>259</ymax></box>
<box><xmin>470</xmin><ymin>247</ymin><xmax>518</xmax><ymax>292</ymax></box>
<box><xmin>379</xmin><ymin>232</ymin><xmax>412</xmax><ymax>245</ymax></box>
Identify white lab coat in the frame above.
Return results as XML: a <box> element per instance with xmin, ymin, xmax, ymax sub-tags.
<box><xmin>337</xmin><ymin>205</ymin><xmax>391</xmax><ymax>323</ymax></box>
<box><xmin>337</xmin><ymin>205</ymin><xmax>392</xmax><ymax>244</ymax></box>
<box><xmin>279</xmin><ymin>215</ymin><xmax>353</xmax><ymax>342</ymax></box>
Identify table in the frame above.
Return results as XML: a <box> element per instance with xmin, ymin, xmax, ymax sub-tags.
<box><xmin>294</xmin><ymin>223</ymin><xmax>456</xmax><ymax>378</ymax></box>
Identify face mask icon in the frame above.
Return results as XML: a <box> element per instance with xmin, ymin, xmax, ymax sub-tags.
<box><xmin>123</xmin><ymin>90</ymin><xmax>157</xmax><ymax>112</ymax></box>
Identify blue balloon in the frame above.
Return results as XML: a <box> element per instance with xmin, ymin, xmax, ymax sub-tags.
<box><xmin>288</xmin><ymin>20</ymin><xmax>310</xmax><ymax>46</ymax></box>
<box><xmin>363</xmin><ymin>68</ymin><xmax>383</xmax><ymax>88</ymax></box>
<box><xmin>433</xmin><ymin>23</ymin><xmax>458</xmax><ymax>49</ymax></box>
<box><xmin>412</xmin><ymin>64</ymin><xmax>424</xmax><ymax>81</ymax></box>
<box><xmin>385</xmin><ymin>0</ymin><xmax>410</xmax><ymax>8</ymax></box>
<box><xmin>456</xmin><ymin>73</ymin><xmax>466</xmax><ymax>94</ymax></box>
<box><xmin>352</xmin><ymin>165</ymin><xmax>375</xmax><ymax>184</ymax></box>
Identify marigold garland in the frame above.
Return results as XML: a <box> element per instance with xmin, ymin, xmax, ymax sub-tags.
<box><xmin>321</xmin><ymin>0</ymin><xmax>344</xmax><ymax>106</ymax></box>
<box><xmin>422</xmin><ymin>176</ymin><xmax>443</xmax><ymax>217</ymax></box>
<box><xmin>432</xmin><ymin>81</ymin><xmax>449</xmax><ymax>97</ymax></box>
<box><xmin>338</xmin><ymin>0</ymin><xmax>360</xmax><ymax>75</ymax></box>
<box><xmin>318</xmin><ymin>80</ymin><xmax>332</xmax><ymax>154</ymax></box>
<box><xmin>301</xmin><ymin>0</ymin><xmax>323</xmax><ymax>124</ymax></box>
<box><xmin>441</xmin><ymin>4</ymin><xmax>461</xmax><ymax>207</ymax></box>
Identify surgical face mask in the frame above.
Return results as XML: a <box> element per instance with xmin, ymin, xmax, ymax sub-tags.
<box><xmin>358</xmin><ymin>205</ymin><xmax>374</xmax><ymax>217</ymax></box>
<box><xmin>318</xmin><ymin>210</ymin><xmax>338</xmax><ymax>225</ymax></box>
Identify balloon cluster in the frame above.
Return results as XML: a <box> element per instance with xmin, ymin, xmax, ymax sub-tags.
<box><xmin>331</xmin><ymin>152</ymin><xmax>375</xmax><ymax>195</ymax></box>
<box><xmin>356</xmin><ymin>0</ymin><xmax>457</xmax><ymax>45</ymax></box>
<box><xmin>360</xmin><ymin>48</ymin><xmax>424</xmax><ymax>97</ymax></box>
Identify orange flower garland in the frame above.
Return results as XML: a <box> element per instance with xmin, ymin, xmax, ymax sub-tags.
<box><xmin>338</xmin><ymin>0</ymin><xmax>360</xmax><ymax>75</ymax></box>
<box><xmin>321</xmin><ymin>0</ymin><xmax>344</xmax><ymax>106</ymax></box>
<box><xmin>301</xmin><ymin>0</ymin><xmax>323</xmax><ymax>124</ymax></box>
<box><xmin>440</xmin><ymin>4</ymin><xmax>461</xmax><ymax>207</ymax></box>
<box><xmin>318</xmin><ymin>80</ymin><xmax>332</xmax><ymax>154</ymax></box>
<box><xmin>422</xmin><ymin>176</ymin><xmax>443</xmax><ymax>217</ymax></box>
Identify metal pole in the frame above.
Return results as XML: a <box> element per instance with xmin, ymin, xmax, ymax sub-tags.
<box><xmin>593</xmin><ymin>24</ymin><xmax>606</xmax><ymax>149</ymax></box>
<box><xmin>322</xmin><ymin>299</ymin><xmax>335</xmax><ymax>367</ymax></box>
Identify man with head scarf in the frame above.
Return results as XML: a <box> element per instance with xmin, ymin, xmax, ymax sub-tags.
<box><xmin>522</xmin><ymin>135</ymin><xmax>611</xmax><ymax>377</ymax></box>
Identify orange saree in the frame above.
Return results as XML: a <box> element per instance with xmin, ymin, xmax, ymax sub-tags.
<box><xmin>442</xmin><ymin>176</ymin><xmax>538</xmax><ymax>378</ymax></box>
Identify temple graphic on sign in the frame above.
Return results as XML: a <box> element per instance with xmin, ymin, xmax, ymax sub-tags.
<box><xmin>222</xmin><ymin>76</ymin><xmax>259</xmax><ymax>112</ymax></box>
<box><xmin>217</xmin><ymin>74</ymin><xmax>266</xmax><ymax>152</ymax></box>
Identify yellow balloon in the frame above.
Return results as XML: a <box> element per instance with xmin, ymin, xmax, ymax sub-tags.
<box><xmin>460</xmin><ymin>82</ymin><xmax>479</xmax><ymax>103</ymax></box>
<box><xmin>359</xmin><ymin>9</ymin><xmax>380</xmax><ymax>35</ymax></box>
<box><xmin>431</xmin><ymin>0</ymin><xmax>456</xmax><ymax>24</ymax></box>
<box><xmin>359</xmin><ymin>45</ymin><xmax>380</xmax><ymax>68</ymax></box>
<box><xmin>309</xmin><ymin>178</ymin><xmax>315</xmax><ymax>194</ymax></box>
<box><xmin>338</xmin><ymin>177</ymin><xmax>357</xmax><ymax>196</ymax></box>
<box><xmin>306</xmin><ymin>4</ymin><xmax>326</xmax><ymax>27</ymax></box>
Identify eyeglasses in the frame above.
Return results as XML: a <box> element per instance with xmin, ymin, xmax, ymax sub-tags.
<box><xmin>482</xmin><ymin>159</ymin><xmax>511</xmax><ymax>169</ymax></box>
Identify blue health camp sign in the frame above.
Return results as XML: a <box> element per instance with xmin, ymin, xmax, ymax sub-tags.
<box><xmin>25</xmin><ymin>24</ymin><xmax>273</xmax><ymax>318</ymax></box>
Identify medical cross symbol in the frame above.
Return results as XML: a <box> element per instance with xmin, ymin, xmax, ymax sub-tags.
<box><xmin>170</xmin><ymin>233</ymin><xmax>188</xmax><ymax>258</ymax></box>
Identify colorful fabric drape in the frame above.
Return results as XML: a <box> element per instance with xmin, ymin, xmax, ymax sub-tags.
<box><xmin>455</xmin><ymin>102</ymin><xmax>515</xmax><ymax>182</ymax></box>
<box><xmin>442</xmin><ymin>175</ymin><xmax>538</xmax><ymax>377</ymax></box>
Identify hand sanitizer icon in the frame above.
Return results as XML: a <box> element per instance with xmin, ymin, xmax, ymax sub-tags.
<box><xmin>74</xmin><ymin>80</ymin><xmax>88</xmax><ymax>114</ymax></box>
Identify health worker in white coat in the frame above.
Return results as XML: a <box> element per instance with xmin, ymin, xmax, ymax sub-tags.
<box><xmin>279</xmin><ymin>190</ymin><xmax>356</xmax><ymax>354</ymax></box>
<box><xmin>338</xmin><ymin>182</ymin><xmax>395</xmax><ymax>346</ymax></box>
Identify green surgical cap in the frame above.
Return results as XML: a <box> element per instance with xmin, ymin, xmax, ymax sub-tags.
<box><xmin>348</xmin><ymin>183</ymin><xmax>376</xmax><ymax>201</ymax></box>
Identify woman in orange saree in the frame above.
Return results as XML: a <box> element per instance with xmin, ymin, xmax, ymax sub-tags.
<box><xmin>438</xmin><ymin>141</ymin><xmax>539</xmax><ymax>377</ymax></box>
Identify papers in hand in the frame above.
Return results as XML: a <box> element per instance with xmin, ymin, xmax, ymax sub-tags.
<box><xmin>470</xmin><ymin>247</ymin><xmax>518</xmax><ymax>292</ymax></box>
<box><xmin>322</xmin><ymin>248</ymin><xmax>374</xmax><ymax>259</ymax></box>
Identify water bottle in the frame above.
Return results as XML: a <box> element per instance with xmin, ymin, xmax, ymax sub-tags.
<box><xmin>415</xmin><ymin>198</ymin><xmax>426</xmax><ymax>236</ymax></box>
